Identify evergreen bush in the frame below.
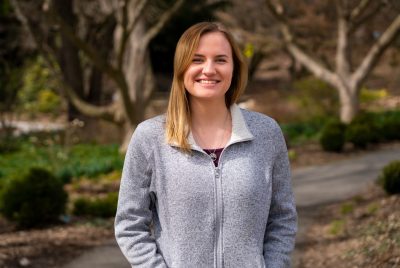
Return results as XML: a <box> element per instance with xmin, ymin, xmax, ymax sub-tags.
<box><xmin>0</xmin><ymin>167</ymin><xmax>68</xmax><ymax>228</ymax></box>
<box><xmin>379</xmin><ymin>117</ymin><xmax>400</xmax><ymax>141</ymax></box>
<box><xmin>346</xmin><ymin>124</ymin><xmax>374</xmax><ymax>149</ymax></box>
<box><xmin>349</xmin><ymin>113</ymin><xmax>380</xmax><ymax>144</ymax></box>
<box><xmin>378</xmin><ymin>161</ymin><xmax>400</xmax><ymax>195</ymax></box>
<box><xmin>346</xmin><ymin>120</ymin><xmax>375</xmax><ymax>149</ymax></box>
<box><xmin>319</xmin><ymin>120</ymin><xmax>347</xmax><ymax>152</ymax></box>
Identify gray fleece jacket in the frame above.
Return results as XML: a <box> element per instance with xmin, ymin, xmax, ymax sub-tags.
<box><xmin>115</xmin><ymin>104</ymin><xmax>297</xmax><ymax>268</ymax></box>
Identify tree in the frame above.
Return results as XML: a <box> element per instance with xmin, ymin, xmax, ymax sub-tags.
<box><xmin>0</xmin><ymin>0</ymin><xmax>32</xmax><ymax>140</ymax></box>
<box><xmin>11</xmin><ymin>0</ymin><xmax>186</xmax><ymax>151</ymax></box>
<box><xmin>265</xmin><ymin>0</ymin><xmax>400</xmax><ymax>123</ymax></box>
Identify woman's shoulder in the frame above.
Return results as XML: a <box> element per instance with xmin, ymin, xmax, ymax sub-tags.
<box><xmin>240</xmin><ymin>107</ymin><xmax>281</xmax><ymax>131</ymax></box>
<box><xmin>133</xmin><ymin>114</ymin><xmax>166</xmax><ymax>140</ymax></box>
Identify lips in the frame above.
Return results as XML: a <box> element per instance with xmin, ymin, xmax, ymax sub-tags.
<box><xmin>195</xmin><ymin>79</ymin><xmax>221</xmax><ymax>84</ymax></box>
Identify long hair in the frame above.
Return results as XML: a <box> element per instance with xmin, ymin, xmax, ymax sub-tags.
<box><xmin>165</xmin><ymin>22</ymin><xmax>248</xmax><ymax>152</ymax></box>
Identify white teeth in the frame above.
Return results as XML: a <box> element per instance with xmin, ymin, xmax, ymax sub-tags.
<box><xmin>198</xmin><ymin>80</ymin><xmax>217</xmax><ymax>84</ymax></box>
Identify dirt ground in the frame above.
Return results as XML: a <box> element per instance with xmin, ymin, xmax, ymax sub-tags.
<box><xmin>297</xmin><ymin>185</ymin><xmax>400</xmax><ymax>268</ymax></box>
<box><xmin>0</xmin><ymin>219</ymin><xmax>114</xmax><ymax>268</ymax></box>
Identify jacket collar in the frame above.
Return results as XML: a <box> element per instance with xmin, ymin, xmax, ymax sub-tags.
<box><xmin>187</xmin><ymin>104</ymin><xmax>254</xmax><ymax>152</ymax></box>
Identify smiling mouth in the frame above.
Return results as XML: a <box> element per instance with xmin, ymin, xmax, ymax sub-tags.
<box><xmin>196</xmin><ymin>79</ymin><xmax>220</xmax><ymax>84</ymax></box>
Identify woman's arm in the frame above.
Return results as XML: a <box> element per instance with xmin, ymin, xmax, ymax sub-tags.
<box><xmin>115</xmin><ymin>124</ymin><xmax>167</xmax><ymax>268</ymax></box>
<box><xmin>263</xmin><ymin>126</ymin><xmax>298</xmax><ymax>268</ymax></box>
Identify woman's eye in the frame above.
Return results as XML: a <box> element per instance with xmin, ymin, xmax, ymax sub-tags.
<box><xmin>192</xmin><ymin>58</ymin><xmax>203</xmax><ymax>63</ymax></box>
<box><xmin>216</xmin><ymin>58</ymin><xmax>227</xmax><ymax>63</ymax></box>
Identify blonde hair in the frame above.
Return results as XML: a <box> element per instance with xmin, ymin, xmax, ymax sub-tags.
<box><xmin>165</xmin><ymin>22</ymin><xmax>248</xmax><ymax>152</ymax></box>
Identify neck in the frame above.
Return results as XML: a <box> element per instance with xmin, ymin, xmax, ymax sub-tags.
<box><xmin>189</xmin><ymin>98</ymin><xmax>232</xmax><ymax>150</ymax></box>
<box><xmin>190</xmin><ymin>98</ymin><xmax>230</xmax><ymax>128</ymax></box>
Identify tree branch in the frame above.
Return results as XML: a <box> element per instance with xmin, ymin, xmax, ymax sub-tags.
<box><xmin>127</xmin><ymin>0</ymin><xmax>149</xmax><ymax>33</ymax></box>
<box><xmin>117</xmin><ymin>0</ymin><xmax>131</xmax><ymax>69</ymax></box>
<box><xmin>10</xmin><ymin>0</ymin><xmax>37</xmax><ymax>50</ymax></box>
<box><xmin>61</xmin><ymin>82</ymin><xmax>120</xmax><ymax>123</ymax></box>
<box><xmin>117</xmin><ymin>0</ymin><xmax>149</xmax><ymax>69</ymax></box>
<box><xmin>350</xmin><ymin>2</ymin><xmax>385</xmax><ymax>33</ymax></box>
<box><xmin>350</xmin><ymin>0</ymin><xmax>372</xmax><ymax>21</ymax></box>
<box><xmin>46</xmin><ymin>4</ymin><xmax>136</xmax><ymax>124</ymax></box>
<box><xmin>336</xmin><ymin>2</ymin><xmax>351</xmax><ymax>79</ymax></box>
<box><xmin>265</xmin><ymin>0</ymin><xmax>338</xmax><ymax>87</ymax></box>
<box><xmin>11</xmin><ymin>0</ymin><xmax>63</xmax><ymax>66</ymax></box>
<box><xmin>286</xmin><ymin>44</ymin><xmax>339</xmax><ymax>86</ymax></box>
<box><xmin>8</xmin><ymin>3</ymin><xmax>119</xmax><ymax>124</ymax></box>
<box><xmin>143</xmin><ymin>0</ymin><xmax>185</xmax><ymax>45</ymax></box>
<box><xmin>47</xmin><ymin>8</ymin><xmax>121</xmax><ymax>85</ymax></box>
<box><xmin>352</xmin><ymin>14</ymin><xmax>400</xmax><ymax>88</ymax></box>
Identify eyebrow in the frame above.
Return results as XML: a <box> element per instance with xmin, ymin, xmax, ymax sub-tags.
<box><xmin>193</xmin><ymin>54</ymin><xmax>229</xmax><ymax>58</ymax></box>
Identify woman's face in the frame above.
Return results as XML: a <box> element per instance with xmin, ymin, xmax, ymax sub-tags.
<box><xmin>183</xmin><ymin>32</ymin><xmax>234</xmax><ymax>103</ymax></box>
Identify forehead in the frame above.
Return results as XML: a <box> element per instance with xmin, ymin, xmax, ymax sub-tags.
<box><xmin>195</xmin><ymin>31</ymin><xmax>232</xmax><ymax>56</ymax></box>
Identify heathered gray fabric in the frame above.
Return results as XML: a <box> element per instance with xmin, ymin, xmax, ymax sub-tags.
<box><xmin>115</xmin><ymin>104</ymin><xmax>297</xmax><ymax>268</ymax></box>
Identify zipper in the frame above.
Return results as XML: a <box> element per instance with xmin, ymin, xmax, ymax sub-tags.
<box><xmin>214</xmin><ymin>165</ymin><xmax>223</xmax><ymax>268</ymax></box>
<box><xmin>199</xmin><ymin>139</ymin><xmax>253</xmax><ymax>268</ymax></box>
<box><xmin>213</xmin><ymin>146</ymin><xmax>229</xmax><ymax>268</ymax></box>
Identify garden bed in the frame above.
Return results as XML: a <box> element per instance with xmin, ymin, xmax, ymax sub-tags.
<box><xmin>297</xmin><ymin>184</ymin><xmax>400</xmax><ymax>268</ymax></box>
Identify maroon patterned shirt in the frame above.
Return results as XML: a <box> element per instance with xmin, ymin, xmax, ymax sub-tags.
<box><xmin>203</xmin><ymin>148</ymin><xmax>224</xmax><ymax>167</ymax></box>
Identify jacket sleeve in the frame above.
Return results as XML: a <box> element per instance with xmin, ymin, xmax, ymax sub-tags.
<box><xmin>115</xmin><ymin>124</ymin><xmax>167</xmax><ymax>268</ymax></box>
<box><xmin>263</xmin><ymin>125</ymin><xmax>298</xmax><ymax>268</ymax></box>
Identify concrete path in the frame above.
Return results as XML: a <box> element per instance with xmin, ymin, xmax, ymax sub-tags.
<box><xmin>62</xmin><ymin>240</ymin><xmax>130</xmax><ymax>268</ymax></box>
<box><xmin>62</xmin><ymin>147</ymin><xmax>400</xmax><ymax>268</ymax></box>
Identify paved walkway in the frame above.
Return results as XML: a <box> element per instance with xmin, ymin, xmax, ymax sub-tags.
<box><xmin>62</xmin><ymin>147</ymin><xmax>400</xmax><ymax>268</ymax></box>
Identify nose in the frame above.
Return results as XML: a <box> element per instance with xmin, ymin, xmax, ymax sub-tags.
<box><xmin>202</xmin><ymin>60</ymin><xmax>216</xmax><ymax>75</ymax></box>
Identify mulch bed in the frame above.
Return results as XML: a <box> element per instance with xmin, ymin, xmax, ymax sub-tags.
<box><xmin>0</xmin><ymin>219</ymin><xmax>114</xmax><ymax>268</ymax></box>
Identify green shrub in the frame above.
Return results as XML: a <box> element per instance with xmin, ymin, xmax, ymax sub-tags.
<box><xmin>37</xmin><ymin>89</ymin><xmax>61</xmax><ymax>113</ymax></box>
<box><xmin>319</xmin><ymin>120</ymin><xmax>347</xmax><ymax>152</ymax></box>
<box><xmin>18</xmin><ymin>56</ymin><xmax>62</xmax><ymax>116</ymax></box>
<box><xmin>359</xmin><ymin>88</ymin><xmax>388</xmax><ymax>103</ymax></box>
<box><xmin>0</xmin><ymin>137</ymin><xmax>20</xmax><ymax>154</ymax></box>
<box><xmin>346</xmin><ymin>123</ymin><xmax>373</xmax><ymax>149</ymax></box>
<box><xmin>0</xmin><ymin>167</ymin><xmax>68</xmax><ymax>228</ymax></box>
<box><xmin>281</xmin><ymin>118</ymin><xmax>325</xmax><ymax>145</ymax></box>
<box><xmin>378</xmin><ymin>116</ymin><xmax>400</xmax><ymax>141</ymax></box>
<box><xmin>72</xmin><ymin>198</ymin><xmax>92</xmax><ymax>216</ymax></box>
<box><xmin>378</xmin><ymin>161</ymin><xmax>400</xmax><ymax>195</ymax></box>
<box><xmin>350</xmin><ymin>113</ymin><xmax>380</xmax><ymax>143</ymax></box>
<box><xmin>72</xmin><ymin>192</ymin><xmax>118</xmax><ymax>218</ymax></box>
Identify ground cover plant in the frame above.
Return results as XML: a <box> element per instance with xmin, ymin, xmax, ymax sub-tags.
<box><xmin>0</xmin><ymin>138</ymin><xmax>123</xmax><ymax>186</ymax></box>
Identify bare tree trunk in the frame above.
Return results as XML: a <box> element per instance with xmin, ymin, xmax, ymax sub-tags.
<box><xmin>338</xmin><ymin>84</ymin><xmax>359</xmax><ymax>123</ymax></box>
<box><xmin>120</xmin><ymin>121</ymin><xmax>136</xmax><ymax>153</ymax></box>
<box><xmin>53</xmin><ymin>0</ymin><xmax>85</xmax><ymax>120</ymax></box>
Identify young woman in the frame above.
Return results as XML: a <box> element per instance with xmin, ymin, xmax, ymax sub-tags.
<box><xmin>115</xmin><ymin>22</ymin><xmax>297</xmax><ymax>268</ymax></box>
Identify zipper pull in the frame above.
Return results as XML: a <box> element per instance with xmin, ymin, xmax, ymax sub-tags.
<box><xmin>215</xmin><ymin>167</ymin><xmax>220</xmax><ymax>179</ymax></box>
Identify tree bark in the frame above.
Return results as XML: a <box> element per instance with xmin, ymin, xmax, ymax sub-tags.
<box><xmin>52</xmin><ymin>0</ymin><xmax>85</xmax><ymax>120</ymax></box>
<box><xmin>337</xmin><ymin>83</ymin><xmax>359</xmax><ymax>123</ymax></box>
